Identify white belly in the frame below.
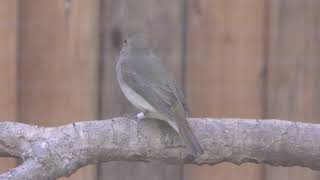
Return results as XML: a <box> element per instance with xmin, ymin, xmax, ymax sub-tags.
<box><xmin>120</xmin><ymin>81</ymin><xmax>178</xmax><ymax>132</ymax></box>
<box><xmin>118</xmin><ymin>77</ymin><xmax>156</xmax><ymax>112</ymax></box>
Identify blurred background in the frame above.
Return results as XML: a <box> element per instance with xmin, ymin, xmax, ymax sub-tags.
<box><xmin>0</xmin><ymin>0</ymin><xmax>319</xmax><ymax>179</ymax></box>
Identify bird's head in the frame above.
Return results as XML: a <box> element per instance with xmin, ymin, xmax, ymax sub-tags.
<box><xmin>123</xmin><ymin>33</ymin><xmax>148</xmax><ymax>50</ymax></box>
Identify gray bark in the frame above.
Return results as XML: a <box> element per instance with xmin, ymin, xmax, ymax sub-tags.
<box><xmin>0</xmin><ymin>117</ymin><xmax>319</xmax><ymax>179</ymax></box>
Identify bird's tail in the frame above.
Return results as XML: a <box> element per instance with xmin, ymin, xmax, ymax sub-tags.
<box><xmin>175</xmin><ymin>116</ymin><xmax>204</xmax><ymax>157</ymax></box>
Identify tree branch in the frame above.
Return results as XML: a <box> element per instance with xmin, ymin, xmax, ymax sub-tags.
<box><xmin>0</xmin><ymin>117</ymin><xmax>320</xmax><ymax>179</ymax></box>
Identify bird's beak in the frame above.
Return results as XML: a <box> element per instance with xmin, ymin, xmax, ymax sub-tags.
<box><xmin>123</xmin><ymin>39</ymin><xmax>127</xmax><ymax>47</ymax></box>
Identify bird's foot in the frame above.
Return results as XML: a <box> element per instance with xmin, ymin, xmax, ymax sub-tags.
<box><xmin>123</xmin><ymin>112</ymin><xmax>138</xmax><ymax>119</ymax></box>
<box><xmin>123</xmin><ymin>111</ymin><xmax>147</xmax><ymax>121</ymax></box>
<box><xmin>136</xmin><ymin>112</ymin><xmax>146</xmax><ymax>120</ymax></box>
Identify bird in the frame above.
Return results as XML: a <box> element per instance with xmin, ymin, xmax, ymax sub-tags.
<box><xmin>116</xmin><ymin>33</ymin><xmax>203</xmax><ymax>156</ymax></box>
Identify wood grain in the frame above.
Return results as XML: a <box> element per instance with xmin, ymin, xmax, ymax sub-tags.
<box><xmin>185</xmin><ymin>0</ymin><xmax>266</xmax><ymax>179</ymax></box>
<box><xmin>19</xmin><ymin>0</ymin><xmax>100</xmax><ymax>179</ymax></box>
<box><xmin>0</xmin><ymin>0</ymin><xmax>18</xmax><ymax>173</ymax></box>
<box><xmin>266</xmin><ymin>0</ymin><xmax>320</xmax><ymax>179</ymax></box>
<box><xmin>99</xmin><ymin>0</ymin><xmax>184</xmax><ymax>179</ymax></box>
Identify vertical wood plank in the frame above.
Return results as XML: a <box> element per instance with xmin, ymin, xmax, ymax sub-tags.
<box><xmin>19</xmin><ymin>0</ymin><xmax>100</xmax><ymax>179</ymax></box>
<box><xmin>0</xmin><ymin>0</ymin><xmax>18</xmax><ymax>173</ymax></box>
<box><xmin>266</xmin><ymin>0</ymin><xmax>320</xmax><ymax>180</ymax></box>
<box><xmin>99</xmin><ymin>0</ymin><xmax>184</xmax><ymax>179</ymax></box>
<box><xmin>185</xmin><ymin>0</ymin><xmax>266</xmax><ymax>179</ymax></box>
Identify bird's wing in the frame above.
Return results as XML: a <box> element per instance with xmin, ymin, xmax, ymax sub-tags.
<box><xmin>171</xmin><ymin>81</ymin><xmax>190</xmax><ymax>115</ymax></box>
<box><xmin>120</xmin><ymin>60</ymin><xmax>184</xmax><ymax>117</ymax></box>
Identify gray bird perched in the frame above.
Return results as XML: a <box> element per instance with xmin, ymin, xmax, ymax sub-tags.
<box><xmin>116</xmin><ymin>33</ymin><xmax>203</xmax><ymax>156</ymax></box>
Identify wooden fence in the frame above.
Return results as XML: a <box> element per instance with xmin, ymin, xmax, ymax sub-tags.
<box><xmin>0</xmin><ymin>0</ymin><xmax>319</xmax><ymax>180</ymax></box>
